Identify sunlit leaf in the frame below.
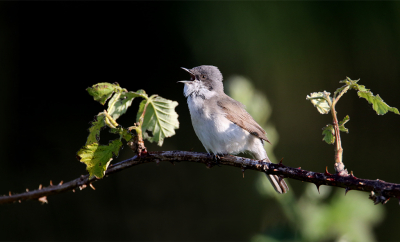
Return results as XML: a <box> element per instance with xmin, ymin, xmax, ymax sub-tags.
<box><xmin>86</xmin><ymin>82</ymin><xmax>121</xmax><ymax>105</ymax></box>
<box><xmin>107</xmin><ymin>90</ymin><xmax>149</xmax><ymax>121</ymax></box>
<box><xmin>132</xmin><ymin>89</ymin><xmax>148</xmax><ymax>99</ymax></box>
<box><xmin>338</xmin><ymin>115</ymin><xmax>350</xmax><ymax>133</ymax></box>
<box><xmin>358</xmin><ymin>92</ymin><xmax>399</xmax><ymax>115</ymax></box>
<box><xmin>339</xmin><ymin>77</ymin><xmax>399</xmax><ymax>115</ymax></box>
<box><xmin>137</xmin><ymin>95</ymin><xmax>179</xmax><ymax>146</ymax></box>
<box><xmin>322</xmin><ymin>124</ymin><xmax>335</xmax><ymax>144</ymax></box>
<box><xmin>86</xmin><ymin>114</ymin><xmax>106</xmax><ymax>145</ymax></box>
<box><xmin>306</xmin><ymin>92</ymin><xmax>332</xmax><ymax>114</ymax></box>
<box><xmin>77</xmin><ymin>139</ymin><xmax>123</xmax><ymax>178</ymax></box>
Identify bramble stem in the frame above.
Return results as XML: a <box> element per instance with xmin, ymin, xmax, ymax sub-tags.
<box><xmin>331</xmin><ymin>92</ymin><xmax>347</xmax><ymax>175</ymax></box>
<box><xmin>1</xmin><ymin>151</ymin><xmax>399</xmax><ymax>205</ymax></box>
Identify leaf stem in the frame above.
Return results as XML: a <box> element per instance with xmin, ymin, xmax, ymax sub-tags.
<box><xmin>103</xmin><ymin>110</ymin><xmax>119</xmax><ymax>128</ymax></box>
<box><xmin>138</xmin><ymin>95</ymin><xmax>157</xmax><ymax>127</ymax></box>
<box><xmin>108</xmin><ymin>90</ymin><xmax>121</xmax><ymax>112</ymax></box>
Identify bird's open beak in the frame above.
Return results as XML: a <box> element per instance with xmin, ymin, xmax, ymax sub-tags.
<box><xmin>178</xmin><ymin>67</ymin><xmax>196</xmax><ymax>83</ymax></box>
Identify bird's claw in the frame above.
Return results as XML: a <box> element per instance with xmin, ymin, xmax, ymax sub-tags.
<box><xmin>212</xmin><ymin>154</ymin><xmax>225</xmax><ymax>167</ymax></box>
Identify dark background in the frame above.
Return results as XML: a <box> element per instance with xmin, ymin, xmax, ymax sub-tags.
<box><xmin>1</xmin><ymin>2</ymin><xmax>399</xmax><ymax>241</ymax></box>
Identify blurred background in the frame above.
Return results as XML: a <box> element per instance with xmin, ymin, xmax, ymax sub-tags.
<box><xmin>1</xmin><ymin>2</ymin><xmax>399</xmax><ymax>241</ymax></box>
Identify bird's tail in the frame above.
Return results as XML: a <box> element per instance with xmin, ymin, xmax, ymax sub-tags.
<box><xmin>254</xmin><ymin>149</ymin><xmax>289</xmax><ymax>194</ymax></box>
<box><xmin>265</xmin><ymin>170</ymin><xmax>289</xmax><ymax>194</ymax></box>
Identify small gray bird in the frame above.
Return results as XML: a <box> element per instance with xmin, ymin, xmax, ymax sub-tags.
<box><xmin>179</xmin><ymin>65</ymin><xmax>288</xmax><ymax>194</ymax></box>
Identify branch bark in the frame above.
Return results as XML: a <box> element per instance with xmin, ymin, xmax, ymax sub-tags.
<box><xmin>1</xmin><ymin>151</ymin><xmax>399</xmax><ymax>205</ymax></box>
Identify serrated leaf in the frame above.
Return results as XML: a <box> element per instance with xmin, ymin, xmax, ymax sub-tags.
<box><xmin>137</xmin><ymin>95</ymin><xmax>179</xmax><ymax>146</ymax></box>
<box><xmin>86</xmin><ymin>114</ymin><xmax>106</xmax><ymax>145</ymax></box>
<box><xmin>77</xmin><ymin>139</ymin><xmax>123</xmax><ymax>178</ymax></box>
<box><xmin>322</xmin><ymin>125</ymin><xmax>335</xmax><ymax>144</ymax></box>
<box><xmin>306</xmin><ymin>92</ymin><xmax>332</xmax><ymax>114</ymax></box>
<box><xmin>338</xmin><ymin>115</ymin><xmax>350</xmax><ymax>133</ymax></box>
<box><xmin>107</xmin><ymin>90</ymin><xmax>149</xmax><ymax>121</ymax></box>
<box><xmin>358</xmin><ymin>91</ymin><xmax>399</xmax><ymax>115</ymax></box>
<box><xmin>87</xmin><ymin>82</ymin><xmax>121</xmax><ymax>105</ymax></box>
<box><xmin>336</xmin><ymin>77</ymin><xmax>398</xmax><ymax>115</ymax></box>
<box><xmin>107</xmin><ymin>92</ymin><xmax>133</xmax><ymax>120</ymax></box>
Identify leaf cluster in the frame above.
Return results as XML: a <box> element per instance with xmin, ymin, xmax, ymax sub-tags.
<box><xmin>307</xmin><ymin>77</ymin><xmax>398</xmax><ymax>144</ymax></box>
<box><xmin>77</xmin><ymin>83</ymin><xmax>179</xmax><ymax>178</ymax></box>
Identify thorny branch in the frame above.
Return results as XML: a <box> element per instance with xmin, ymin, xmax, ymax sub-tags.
<box><xmin>1</xmin><ymin>151</ymin><xmax>399</xmax><ymax>205</ymax></box>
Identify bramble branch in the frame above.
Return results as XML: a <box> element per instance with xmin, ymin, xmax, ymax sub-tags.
<box><xmin>1</xmin><ymin>151</ymin><xmax>399</xmax><ymax>205</ymax></box>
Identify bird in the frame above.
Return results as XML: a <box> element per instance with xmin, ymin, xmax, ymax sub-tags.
<box><xmin>178</xmin><ymin>65</ymin><xmax>288</xmax><ymax>194</ymax></box>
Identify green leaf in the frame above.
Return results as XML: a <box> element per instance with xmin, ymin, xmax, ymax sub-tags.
<box><xmin>77</xmin><ymin>139</ymin><xmax>123</xmax><ymax>178</ymax></box>
<box><xmin>107</xmin><ymin>92</ymin><xmax>134</xmax><ymax>120</ymax></box>
<box><xmin>132</xmin><ymin>89</ymin><xmax>148</xmax><ymax>99</ymax></box>
<box><xmin>107</xmin><ymin>89</ymin><xmax>149</xmax><ymax>121</ymax></box>
<box><xmin>86</xmin><ymin>114</ymin><xmax>106</xmax><ymax>145</ymax></box>
<box><xmin>357</xmin><ymin>92</ymin><xmax>399</xmax><ymax>115</ymax></box>
<box><xmin>110</xmin><ymin>126</ymin><xmax>133</xmax><ymax>142</ymax></box>
<box><xmin>339</xmin><ymin>77</ymin><xmax>399</xmax><ymax>115</ymax></box>
<box><xmin>338</xmin><ymin>115</ymin><xmax>350</xmax><ymax>133</ymax></box>
<box><xmin>306</xmin><ymin>92</ymin><xmax>332</xmax><ymax>114</ymax></box>
<box><xmin>137</xmin><ymin>95</ymin><xmax>179</xmax><ymax>146</ymax></box>
<box><xmin>87</xmin><ymin>82</ymin><xmax>121</xmax><ymax>105</ymax></box>
<box><xmin>322</xmin><ymin>125</ymin><xmax>335</xmax><ymax>144</ymax></box>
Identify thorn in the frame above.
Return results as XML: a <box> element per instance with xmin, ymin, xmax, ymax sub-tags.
<box><xmin>383</xmin><ymin>197</ymin><xmax>390</xmax><ymax>204</ymax></box>
<box><xmin>297</xmin><ymin>167</ymin><xmax>301</xmax><ymax>169</ymax></box>
<box><xmin>50</xmin><ymin>180</ymin><xmax>53</xmax><ymax>186</ymax></box>
<box><xmin>350</xmin><ymin>171</ymin><xmax>357</xmax><ymax>179</ymax></box>
<box><xmin>18</xmin><ymin>200</ymin><xmax>21</xmax><ymax>203</ymax></box>
<box><xmin>39</xmin><ymin>184</ymin><xmax>42</xmax><ymax>190</ymax></box>
<box><xmin>324</xmin><ymin>167</ymin><xmax>332</xmax><ymax>176</ymax></box>
<box><xmin>59</xmin><ymin>180</ymin><xmax>63</xmax><ymax>185</ymax></box>
<box><xmin>140</xmin><ymin>150</ymin><xmax>148</xmax><ymax>156</ymax></box>
<box><xmin>72</xmin><ymin>189</ymin><xmax>75</xmax><ymax>193</ymax></box>
<box><xmin>26</xmin><ymin>188</ymin><xmax>29</xmax><ymax>192</ymax></box>
<box><xmin>345</xmin><ymin>187</ymin><xmax>351</xmax><ymax>195</ymax></box>
<box><xmin>89</xmin><ymin>183</ymin><xmax>96</xmax><ymax>190</ymax></box>
<box><xmin>315</xmin><ymin>184</ymin><xmax>321</xmax><ymax>194</ymax></box>
<box><xmin>79</xmin><ymin>184</ymin><xmax>87</xmax><ymax>190</ymax></box>
<box><xmin>278</xmin><ymin>158</ymin><xmax>284</xmax><ymax>166</ymax></box>
<box><xmin>8</xmin><ymin>191</ymin><xmax>11</xmax><ymax>196</ymax></box>
<box><xmin>38</xmin><ymin>196</ymin><xmax>48</xmax><ymax>204</ymax></box>
<box><xmin>242</xmin><ymin>168</ymin><xmax>245</xmax><ymax>178</ymax></box>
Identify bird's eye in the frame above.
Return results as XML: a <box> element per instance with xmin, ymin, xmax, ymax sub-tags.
<box><xmin>201</xmin><ymin>75</ymin><xmax>207</xmax><ymax>79</ymax></box>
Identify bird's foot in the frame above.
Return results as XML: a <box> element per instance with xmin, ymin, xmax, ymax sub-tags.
<box><xmin>212</xmin><ymin>153</ymin><xmax>226</xmax><ymax>167</ymax></box>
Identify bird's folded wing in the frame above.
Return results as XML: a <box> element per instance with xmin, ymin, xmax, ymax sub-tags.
<box><xmin>217</xmin><ymin>97</ymin><xmax>271</xmax><ymax>144</ymax></box>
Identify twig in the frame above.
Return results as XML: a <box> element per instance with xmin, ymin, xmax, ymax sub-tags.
<box><xmin>1</xmin><ymin>151</ymin><xmax>399</xmax><ymax>205</ymax></box>
<box><xmin>329</xmin><ymin>90</ymin><xmax>346</xmax><ymax>175</ymax></box>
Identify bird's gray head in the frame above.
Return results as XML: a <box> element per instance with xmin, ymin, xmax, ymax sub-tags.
<box><xmin>179</xmin><ymin>65</ymin><xmax>224</xmax><ymax>99</ymax></box>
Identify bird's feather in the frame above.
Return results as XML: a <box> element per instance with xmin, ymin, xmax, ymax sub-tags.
<box><xmin>217</xmin><ymin>95</ymin><xmax>271</xmax><ymax>144</ymax></box>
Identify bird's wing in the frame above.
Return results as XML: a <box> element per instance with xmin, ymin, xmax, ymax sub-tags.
<box><xmin>217</xmin><ymin>96</ymin><xmax>271</xmax><ymax>144</ymax></box>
